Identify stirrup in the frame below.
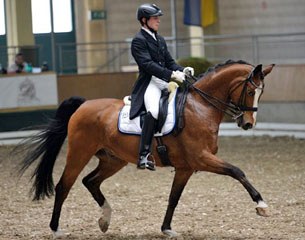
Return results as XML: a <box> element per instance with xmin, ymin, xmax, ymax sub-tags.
<box><xmin>137</xmin><ymin>153</ymin><xmax>156</xmax><ymax>171</ymax></box>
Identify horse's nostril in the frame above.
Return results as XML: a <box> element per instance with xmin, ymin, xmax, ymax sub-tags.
<box><xmin>243</xmin><ymin>123</ymin><xmax>253</xmax><ymax>130</ymax></box>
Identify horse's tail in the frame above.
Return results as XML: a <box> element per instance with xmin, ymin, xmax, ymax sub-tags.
<box><xmin>18</xmin><ymin>96</ymin><xmax>86</xmax><ymax>201</ymax></box>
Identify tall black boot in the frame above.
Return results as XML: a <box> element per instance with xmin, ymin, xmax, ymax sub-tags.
<box><xmin>137</xmin><ymin>112</ymin><xmax>156</xmax><ymax>171</ymax></box>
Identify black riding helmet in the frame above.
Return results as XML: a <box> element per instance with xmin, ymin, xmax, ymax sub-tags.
<box><xmin>137</xmin><ymin>3</ymin><xmax>163</xmax><ymax>24</ymax></box>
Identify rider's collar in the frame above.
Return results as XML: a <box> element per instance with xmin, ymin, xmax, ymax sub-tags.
<box><xmin>141</xmin><ymin>27</ymin><xmax>157</xmax><ymax>41</ymax></box>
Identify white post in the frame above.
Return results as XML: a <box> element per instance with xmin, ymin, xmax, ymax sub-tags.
<box><xmin>189</xmin><ymin>26</ymin><xmax>204</xmax><ymax>57</ymax></box>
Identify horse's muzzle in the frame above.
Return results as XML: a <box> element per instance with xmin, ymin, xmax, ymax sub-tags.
<box><xmin>242</xmin><ymin>122</ymin><xmax>253</xmax><ymax>130</ymax></box>
<box><xmin>237</xmin><ymin>118</ymin><xmax>253</xmax><ymax>130</ymax></box>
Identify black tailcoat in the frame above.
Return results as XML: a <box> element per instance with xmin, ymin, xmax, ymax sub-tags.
<box><xmin>129</xmin><ymin>29</ymin><xmax>183</xmax><ymax>120</ymax></box>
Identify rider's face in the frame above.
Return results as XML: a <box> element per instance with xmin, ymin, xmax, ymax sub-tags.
<box><xmin>146</xmin><ymin>16</ymin><xmax>160</xmax><ymax>31</ymax></box>
<box><xmin>15</xmin><ymin>55</ymin><xmax>24</xmax><ymax>65</ymax></box>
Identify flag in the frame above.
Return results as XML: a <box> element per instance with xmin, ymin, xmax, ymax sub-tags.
<box><xmin>202</xmin><ymin>0</ymin><xmax>216</xmax><ymax>27</ymax></box>
<box><xmin>184</xmin><ymin>0</ymin><xmax>201</xmax><ymax>26</ymax></box>
<box><xmin>184</xmin><ymin>0</ymin><xmax>216</xmax><ymax>27</ymax></box>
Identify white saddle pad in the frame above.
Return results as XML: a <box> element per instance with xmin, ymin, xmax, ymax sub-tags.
<box><xmin>118</xmin><ymin>91</ymin><xmax>177</xmax><ymax>136</ymax></box>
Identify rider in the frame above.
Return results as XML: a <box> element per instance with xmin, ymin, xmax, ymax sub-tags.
<box><xmin>129</xmin><ymin>3</ymin><xmax>194</xmax><ymax>171</ymax></box>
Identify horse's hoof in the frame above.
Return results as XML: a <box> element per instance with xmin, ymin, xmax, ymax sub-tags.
<box><xmin>52</xmin><ymin>229</ymin><xmax>66</xmax><ymax>239</ymax></box>
<box><xmin>256</xmin><ymin>207</ymin><xmax>269</xmax><ymax>217</ymax></box>
<box><xmin>256</xmin><ymin>200</ymin><xmax>269</xmax><ymax>217</ymax></box>
<box><xmin>98</xmin><ymin>218</ymin><xmax>109</xmax><ymax>233</ymax></box>
<box><xmin>98</xmin><ymin>200</ymin><xmax>112</xmax><ymax>233</ymax></box>
<box><xmin>162</xmin><ymin>229</ymin><xmax>178</xmax><ymax>238</ymax></box>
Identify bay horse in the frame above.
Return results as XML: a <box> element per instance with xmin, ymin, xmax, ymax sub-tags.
<box><xmin>18</xmin><ymin>60</ymin><xmax>274</xmax><ymax>238</ymax></box>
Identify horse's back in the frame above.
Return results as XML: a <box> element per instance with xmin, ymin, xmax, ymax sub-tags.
<box><xmin>74</xmin><ymin>97</ymin><xmax>122</xmax><ymax>116</ymax></box>
<box><xmin>67</xmin><ymin>98</ymin><xmax>124</xmax><ymax>144</ymax></box>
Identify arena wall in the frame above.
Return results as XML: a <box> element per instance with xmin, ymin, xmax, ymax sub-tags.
<box><xmin>1</xmin><ymin>64</ymin><xmax>304</xmax><ymax>132</ymax></box>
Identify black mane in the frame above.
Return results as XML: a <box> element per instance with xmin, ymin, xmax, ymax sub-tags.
<box><xmin>198</xmin><ymin>59</ymin><xmax>252</xmax><ymax>78</ymax></box>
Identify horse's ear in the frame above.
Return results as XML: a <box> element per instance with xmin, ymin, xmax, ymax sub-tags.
<box><xmin>253</xmin><ymin>64</ymin><xmax>262</xmax><ymax>76</ymax></box>
<box><xmin>262</xmin><ymin>64</ymin><xmax>275</xmax><ymax>77</ymax></box>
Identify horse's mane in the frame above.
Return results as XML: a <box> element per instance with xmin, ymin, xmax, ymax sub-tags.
<box><xmin>198</xmin><ymin>59</ymin><xmax>253</xmax><ymax>79</ymax></box>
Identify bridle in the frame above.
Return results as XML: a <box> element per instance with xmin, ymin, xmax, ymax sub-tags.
<box><xmin>185</xmin><ymin>68</ymin><xmax>265</xmax><ymax>120</ymax></box>
<box><xmin>233</xmin><ymin>70</ymin><xmax>265</xmax><ymax>112</ymax></box>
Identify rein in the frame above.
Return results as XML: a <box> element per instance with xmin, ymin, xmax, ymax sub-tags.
<box><xmin>185</xmin><ymin>71</ymin><xmax>263</xmax><ymax>120</ymax></box>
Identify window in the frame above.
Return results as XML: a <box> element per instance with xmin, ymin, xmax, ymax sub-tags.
<box><xmin>31</xmin><ymin>0</ymin><xmax>51</xmax><ymax>33</ymax></box>
<box><xmin>31</xmin><ymin>0</ymin><xmax>72</xmax><ymax>34</ymax></box>
<box><xmin>0</xmin><ymin>0</ymin><xmax>5</xmax><ymax>35</ymax></box>
<box><xmin>52</xmin><ymin>0</ymin><xmax>72</xmax><ymax>33</ymax></box>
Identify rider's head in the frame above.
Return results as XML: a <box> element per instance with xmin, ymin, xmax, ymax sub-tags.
<box><xmin>137</xmin><ymin>3</ymin><xmax>163</xmax><ymax>33</ymax></box>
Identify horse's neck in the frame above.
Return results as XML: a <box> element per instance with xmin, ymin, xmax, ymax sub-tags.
<box><xmin>195</xmin><ymin>72</ymin><xmax>232</xmax><ymax>102</ymax></box>
<box><xmin>188</xmin><ymin>70</ymin><xmax>239</xmax><ymax>125</ymax></box>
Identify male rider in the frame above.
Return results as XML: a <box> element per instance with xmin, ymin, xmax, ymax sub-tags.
<box><xmin>129</xmin><ymin>3</ymin><xmax>194</xmax><ymax>171</ymax></box>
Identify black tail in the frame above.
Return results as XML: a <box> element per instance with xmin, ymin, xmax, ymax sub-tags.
<box><xmin>17</xmin><ymin>96</ymin><xmax>86</xmax><ymax>201</ymax></box>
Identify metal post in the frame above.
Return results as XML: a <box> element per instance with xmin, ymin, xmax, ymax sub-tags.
<box><xmin>50</xmin><ymin>0</ymin><xmax>56</xmax><ymax>72</ymax></box>
<box><xmin>170</xmin><ymin>0</ymin><xmax>177</xmax><ymax>59</ymax></box>
<box><xmin>252</xmin><ymin>35</ymin><xmax>259</xmax><ymax>64</ymax></box>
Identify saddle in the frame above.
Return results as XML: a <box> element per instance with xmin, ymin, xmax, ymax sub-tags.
<box><xmin>118</xmin><ymin>84</ymin><xmax>189</xmax><ymax>166</ymax></box>
<box><xmin>157</xmin><ymin>85</ymin><xmax>189</xmax><ymax>136</ymax></box>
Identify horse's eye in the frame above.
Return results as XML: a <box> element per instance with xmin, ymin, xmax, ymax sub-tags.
<box><xmin>248</xmin><ymin>90</ymin><xmax>255</xmax><ymax>97</ymax></box>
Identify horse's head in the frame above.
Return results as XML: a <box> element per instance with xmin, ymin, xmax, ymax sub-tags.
<box><xmin>229</xmin><ymin>63</ymin><xmax>274</xmax><ymax>130</ymax></box>
<box><xmin>189</xmin><ymin>60</ymin><xmax>274</xmax><ymax>131</ymax></box>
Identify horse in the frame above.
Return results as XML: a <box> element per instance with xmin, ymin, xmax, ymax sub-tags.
<box><xmin>17</xmin><ymin>60</ymin><xmax>274</xmax><ymax>238</ymax></box>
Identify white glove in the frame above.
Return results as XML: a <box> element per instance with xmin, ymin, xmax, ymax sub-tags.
<box><xmin>171</xmin><ymin>70</ymin><xmax>185</xmax><ymax>83</ymax></box>
<box><xmin>183</xmin><ymin>66</ymin><xmax>194</xmax><ymax>76</ymax></box>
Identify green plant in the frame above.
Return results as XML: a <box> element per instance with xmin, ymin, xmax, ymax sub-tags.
<box><xmin>177</xmin><ymin>57</ymin><xmax>213</xmax><ymax>77</ymax></box>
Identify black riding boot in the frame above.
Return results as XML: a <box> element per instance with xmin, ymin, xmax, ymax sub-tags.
<box><xmin>137</xmin><ymin>112</ymin><xmax>156</xmax><ymax>171</ymax></box>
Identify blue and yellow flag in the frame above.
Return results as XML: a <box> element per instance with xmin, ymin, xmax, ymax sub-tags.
<box><xmin>184</xmin><ymin>0</ymin><xmax>216</xmax><ymax>27</ymax></box>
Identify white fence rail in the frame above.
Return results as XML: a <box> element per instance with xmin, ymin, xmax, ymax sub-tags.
<box><xmin>1</xmin><ymin>123</ymin><xmax>304</xmax><ymax>146</ymax></box>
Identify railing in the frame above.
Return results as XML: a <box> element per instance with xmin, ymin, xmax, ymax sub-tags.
<box><xmin>164</xmin><ymin>32</ymin><xmax>305</xmax><ymax>65</ymax></box>
<box><xmin>198</xmin><ymin>32</ymin><xmax>305</xmax><ymax>65</ymax></box>
<box><xmin>1</xmin><ymin>32</ymin><xmax>305</xmax><ymax>74</ymax></box>
<box><xmin>57</xmin><ymin>32</ymin><xmax>305</xmax><ymax>74</ymax></box>
<box><xmin>57</xmin><ymin>41</ymin><xmax>132</xmax><ymax>74</ymax></box>
<box><xmin>0</xmin><ymin>45</ymin><xmax>42</xmax><ymax>70</ymax></box>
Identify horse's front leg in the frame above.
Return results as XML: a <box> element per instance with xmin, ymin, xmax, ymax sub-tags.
<box><xmin>188</xmin><ymin>152</ymin><xmax>269</xmax><ymax>217</ymax></box>
<box><xmin>161</xmin><ymin>168</ymin><xmax>193</xmax><ymax>237</ymax></box>
<box><xmin>224</xmin><ymin>161</ymin><xmax>269</xmax><ymax>216</ymax></box>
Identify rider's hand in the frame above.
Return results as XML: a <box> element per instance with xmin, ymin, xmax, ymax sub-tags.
<box><xmin>171</xmin><ymin>70</ymin><xmax>185</xmax><ymax>83</ymax></box>
<box><xmin>183</xmin><ymin>66</ymin><xmax>194</xmax><ymax>76</ymax></box>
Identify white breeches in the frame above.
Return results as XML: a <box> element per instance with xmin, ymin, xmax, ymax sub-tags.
<box><xmin>144</xmin><ymin>76</ymin><xmax>169</xmax><ymax>119</ymax></box>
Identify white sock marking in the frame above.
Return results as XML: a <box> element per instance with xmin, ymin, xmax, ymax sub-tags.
<box><xmin>257</xmin><ymin>200</ymin><xmax>268</xmax><ymax>208</ymax></box>
<box><xmin>52</xmin><ymin>229</ymin><xmax>65</xmax><ymax>239</ymax></box>
<box><xmin>101</xmin><ymin>200</ymin><xmax>112</xmax><ymax>223</ymax></box>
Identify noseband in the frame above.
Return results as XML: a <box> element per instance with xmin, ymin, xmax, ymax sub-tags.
<box><xmin>186</xmin><ymin>68</ymin><xmax>265</xmax><ymax>120</ymax></box>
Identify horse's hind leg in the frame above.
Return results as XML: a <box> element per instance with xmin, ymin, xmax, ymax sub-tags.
<box><xmin>50</xmin><ymin>147</ymin><xmax>95</xmax><ymax>238</ymax></box>
<box><xmin>82</xmin><ymin>152</ymin><xmax>127</xmax><ymax>233</ymax></box>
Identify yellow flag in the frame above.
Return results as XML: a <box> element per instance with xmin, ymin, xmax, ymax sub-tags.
<box><xmin>201</xmin><ymin>0</ymin><xmax>216</xmax><ymax>27</ymax></box>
